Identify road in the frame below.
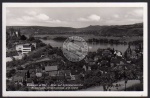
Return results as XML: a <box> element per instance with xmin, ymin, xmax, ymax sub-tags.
<box><xmin>80</xmin><ymin>80</ymin><xmax>140</xmax><ymax>91</ymax></box>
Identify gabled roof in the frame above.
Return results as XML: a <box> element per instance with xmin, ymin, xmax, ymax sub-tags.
<box><xmin>23</xmin><ymin>44</ymin><xmax>31</xmax><ymax>47</ymax></box>
<box><xmin>56</xmin><ymin>76</ymin><xmax>65</xmax><ymax>80</ymax></box>
<box><xmin>16</xmin><ymin>70</ymin><xmax>28</xmax><ymax>73</ymax></box>
<box><xmin>102</xmin><ymin>49</ymin><xmax>112</xmax><ymax>55</ymax></box>
<box><xmin>35</xmin><ymin>58</ymin><xmax>51</xmax><ymax>63</ymax></box>
<box><xmin>16</xmin><ymin>72</ymin><xmax>26</xmax><ymax>77</ymax></box>
<box><xmin>49</xmin><ymin>71</ymin><xmax>58</xmax><ymax>76</ymax></box>
<box><xmin>13</xmin><ymin>75</ymin><xmax>24</xmax><ymax>81</ymax></box>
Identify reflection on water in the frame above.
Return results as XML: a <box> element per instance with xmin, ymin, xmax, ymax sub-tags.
<box><xmin>41</xmin><ymin>39</ymin><xmax>135</xmax><ymax>53</ymax></box>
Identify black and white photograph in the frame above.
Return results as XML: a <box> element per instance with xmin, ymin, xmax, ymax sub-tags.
<box><xmin>2</xmin><ymin>3</ymin><xmax>148</xmax><ymax>97</ymax></box>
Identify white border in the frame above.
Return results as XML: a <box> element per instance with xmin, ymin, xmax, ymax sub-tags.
<box><xmin>2</xmin><ymin>3</ymin><xmax>148</xmax><ymax>97</ymax></box>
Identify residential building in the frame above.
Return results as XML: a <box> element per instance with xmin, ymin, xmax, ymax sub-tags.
<box><xmin>45</xmin><ymin>65</ymin><xmax>58</xmax><ymax>77</ymax></box>
<box><xmin>70</xmin><ymin>70</ymin><xmax>80</xmax><ymax>80</ymax></box>
<box><xmin>16</xmin><ymin>43</ymin><xmax>36</xmax><ymax>54</ymax></box>
<box><xmin>45</xmin><ymin>65</ymin><xmax>58</xmax><ymax>72</ymax></box>
<box><xmin>49</xmin><ymin>71</ymin><xmax>58</xmax><ymax>76</ymax></box>
<box><xmin>6</xmin><ymin>55</ymin><xmax>23</xmax><ymax>62</ymax></box>
<box><xmin>26</xmin><ymin>78</ymin><xmax>34</xmax><ymax>86</ymax></box>
<box><xmin>13</xmin><ymin>75</ymin><xmax>24</xmax><ymax>82</ymax></box>
<box><xmin>36</xmin><ymin>72</ymin><xmax>42</xmax><ymax>77</ymax></box>
<box><xmin>114</xmin><ymin>51</ymin><xmax>122</xmax><ymax>57</ymax></box>
<box><xmin>102</xmin><ymin>49</ymin><xmax>112</xmax><ymax>57</ymax></box>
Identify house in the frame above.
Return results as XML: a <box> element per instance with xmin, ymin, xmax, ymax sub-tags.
<box><xmin>16</xmin><ymin>70</ymin><xmax>28</xmax><ymax>73</ymax></box>
<box><xmin>114</xmin><ymin>51</ymin><xmax>122</xmax><ymax>57</ymax></box>
<box><xmin>89</xmin><ymin>61</ymin><xmax>96</xmax><ymax>66</ymax></box>
<box><xmin>57</xmin><ymin>70</ymin><xmax>71</xmax><ymax>81</ymax></box>
<box><xmin>45</xmin><ymin>65</ymin><xmax>58</xmax><ymax>77</ymax></box>
<box><xmin>16</xmin><ymin>43</ymin><xmax>36</xmax><ymax>54</ymax></box>
<box><xmin>53</xmin><ymin>54</ymin><xmax>63</xmax><ymax>59</ymax></box>
<box><xmin>70</xmin><ymin>70</ymin><xmax>80</xmax><ymax>80</ymax></box>
<box><xmin>16</xmin><ymin>44</ymin><xmax>31</xmax><ymax>54</ymax></box>
<box><xmin>130</xmin><ymin>50</ymin><xmax>137</xmax><ymax>59</ymax></box>
<box><xmin>45</xmin><ymin>65</ymin><xmax>58</xmax><ymax>72</ymax></box>
<box><xmin>36</xmin><ymin>72</ymin><xmax>42</xmax><ymax>77</ymax></box>
<box><xmin>100</xmin><ymin>60</ymin><xmax>109</xmax><ymax>67</ymax></box>
<box><xmin>36</xmin><ymin>68</ymin><xmax>42</xmax><ymax>72</ymax></box>
<box><xmin>88</xmin><ymin>66</ymin><xmax>91</xmax><ymax>71</ymax></box>
<box><xmin>64</xmin><ymin>70</ymin><xmax>72</xmax><ymax>81</ymax></box>
<box><xmin>71</xmin><ymin>75</ymin><xmax>80</xmax><ymax>81</ymax></box>
<box><xmin>65</xmin><ymin>75</ymin><xmax>71</xmax><ymax>81</ymax></box>
<box><xmin>29</xmin><ymin>69</ymin><xmax>36</xmax><ymax>73</ymax></box>
<box><xmin>35</xmin><ymin>57</ymin><xmax>51</xmax><ymax>64</ymax></box>
<box><xmin>6</xmin><ymin>57</ymin><xmax>13</xmax><ymax>62</ymax></box>
<box><xmin>70</xmin><ymin>75</ymin><xmax>76</xmax><ymax>80</ymax></box>
<box><xmin>26</xmin><ymin>78</ymin><xmax>34</xmax><ymax>86</ymax></box>
<box><xmin>49</xmin><ymin>71</ymin><xmax>58</xmax><ymax>76</ymax></box>
<box><xmin>58</xmin><ymin>70</ymin><xmax>71</xmax><ymax>76</ymax></box>
<box><xmin>56</xmin><ymin>76</ymin><xmax>65</xmax><ymax>83</ymax></box>
<box><xmin>58</xmin><ymin>70</ymin><xmax>65</xmax><ymax>76</ymax></box>
<box><xmin>84</xmin><ymin>57</ymin><xmax>89</xmax><ymax>63</ymax></box>
<box><xmin>16</xmin><ymin>70</ymin><xmax>28</xmax><ymax>78</ymax></box>
<box><xmin>111</xmin><ymin>57</ymin><xmax>127</xmax><ymax>66</ymax></box>
<box><xmin>29</xmin><ymin>69</ymin><xmax>36</xmax><ymax>78</ymax></box>
<box><xmin>6</xmin><ymin>67</ymin><xmax>12</xmax><ymax>73</ymax></box>
<box><xmin>102</xmin><ymin>49</ymin><xmax>112</xmax><ymax>57</ymax></box>
<box><xmin>13</xmin><ymin>75</ymin><xmax>24</xmax><ymax>82</ymax></box>
<box><xmin>94</xmin><ymin>56</ymin><xmax>101</xmax><ymax>62</ymax></box>
<box><xmin>13</xmin><ymin>55</ymin><xmax>23</xmax><ymax>60</ymax></box>
<box><xmin>110</xmin><ymin>57</ymin><xmax>119</xmax><ymax>65</ymax></box>
<box><xmin>137</xmin><ymin>53</ymin><xmax>142</xmax><ymax>59</ymax></box>
<box><xmin>6</xmin><ymin>55</ymin><xmax>23</xmax><ymax>62</ymax></box>
<box><xmin>30</xmin><ymin>72</ymin><xmax>36</xmax><ymax>78</ymax></box>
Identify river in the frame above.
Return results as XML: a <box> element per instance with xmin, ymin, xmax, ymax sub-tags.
<box><xmin>40</xmin><ymin>39</ymin><xmax>135</xmax><ymax>53</ymax></box>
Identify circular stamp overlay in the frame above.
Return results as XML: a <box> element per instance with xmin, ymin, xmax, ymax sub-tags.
<box><xmin>62</xmin><ymin>36</ymin><xmax>88</xmax><ymax>62</ymax></box>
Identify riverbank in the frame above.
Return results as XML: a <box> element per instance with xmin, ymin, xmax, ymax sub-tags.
<box><xmin>40</xmin><ymin>39</ymin><xmax>136</xmax><ymax>53</ymax></box>
<box><xmin>33</xmin><ymin>34</ymin><xmax>142</xmax><ymax>42</ymax></box>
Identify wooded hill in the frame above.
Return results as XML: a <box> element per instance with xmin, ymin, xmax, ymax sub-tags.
<box><xmin>6</xmin><ymin>23</ymin><xmax>143</xmax><ymax>37</ymax></box>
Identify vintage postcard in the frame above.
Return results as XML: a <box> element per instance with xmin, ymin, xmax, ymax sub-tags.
<box><xmin>2</xmin><ymin>3</ymin><xmax>148</xmax><ymax>97</ymax></box>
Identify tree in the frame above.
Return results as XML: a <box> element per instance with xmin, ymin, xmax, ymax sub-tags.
<box><xmin>9</xmin><ymin>69</ymin><xmax>16</xmax><ymax>75</ymax></box>
<box><xmin>17</xmin><ymin>66</ymin><xmax>23</xmax><ymax>70</ymax></box>
<box><xmin>20</xmin><ymin>35</ymin><xmax>27</xmax><ymax>40</ymax></box>
<box><xmin>7</xmin><ymin>82</ymin><xmax>16</xmax><ymax>91</ymax></box>
<box><xmin>6</xmin><ymin>72</ymin><xmax>12</xmax><ymax>78</ymax></box>
<box><xmin>100</xmin><ymin>73</ymin><xmax>114</xmax><ymax>91</ymax></box>
<box><xmin>28</xmin><ymin>36</ymin><xmax>35</xmax><ymax>41</ymax></box>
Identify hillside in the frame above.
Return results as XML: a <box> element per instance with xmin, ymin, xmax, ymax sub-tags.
<box><xmin>6</xmin><ymin>23</ymin><xmax>143</xmax><ymax>37</ymax></box>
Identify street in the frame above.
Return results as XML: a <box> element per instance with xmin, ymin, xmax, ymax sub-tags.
<box><xmin>80</xmin><ymin>80</ymin><xmax>140</xmax><ymax>91</ymax></box>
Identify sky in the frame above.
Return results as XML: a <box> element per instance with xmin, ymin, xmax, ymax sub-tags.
<box><xmin>6</xmin><ymin>7</ymin><xmax>143</xmax><ymax>28</ymax></box>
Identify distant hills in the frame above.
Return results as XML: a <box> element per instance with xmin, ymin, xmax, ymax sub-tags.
<box><xmin>6</xmin><ymin>23</ymin><xmax>143</xmax><ymax>37</ymax></box>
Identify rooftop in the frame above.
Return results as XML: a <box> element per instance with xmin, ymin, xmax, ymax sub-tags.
<box><xmin>45</xmin><ymin>65</ymin><xmax>58</xmax><ymax>71</ymax></box>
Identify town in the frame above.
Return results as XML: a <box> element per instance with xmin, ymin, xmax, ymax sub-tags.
<box><xmin>6</xmin><ymin>28</ymin><xmax>143</xmax><ymax>91</ymax></box>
